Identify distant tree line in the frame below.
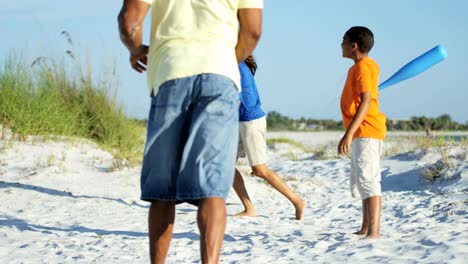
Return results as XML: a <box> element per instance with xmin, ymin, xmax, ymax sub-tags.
<box><xmin>266</xmin><ymin>111</ymin><xmax>344</xmax><ymax>131</ymax></box>
<box><xmin>266</xmin><ymin>111</ymin><xmax>468</xmax><ymax>131</ymax></box>
<box><xmin>133</xmin><ymin>112</ymin><xmax>467</xmax><ymax>131</ymax></box>
<box><xmin>385</xmin><ymin>114</ymin><xmax>466</xmax><ymax>131</ymax></box>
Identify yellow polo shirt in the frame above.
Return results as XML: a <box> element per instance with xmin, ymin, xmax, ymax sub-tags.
<box><xmin>138</xmin><ymin>0</ymin><xmax>264</xmax><ymax>95</ymax></box>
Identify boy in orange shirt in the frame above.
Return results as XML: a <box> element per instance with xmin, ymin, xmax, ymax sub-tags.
<box><xmin>338</xmin><ymin>26</ymin><xmax>386</xmax><ymax>239</ymax></box>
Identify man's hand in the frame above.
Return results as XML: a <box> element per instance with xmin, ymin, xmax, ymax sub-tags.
<box><xmin>338</xmin><ymin>133</ymin><xmax>353</xmax><ymax>156</ymax></box>
<box><xmin>118</xmin><ymin>0</ymin><xmax>150</xmax><ymax>72</ymax></box>
<box><xmin>130</xmin><ymin>45</ymin><xmax>149</xmax><ymax>73</ymax></box>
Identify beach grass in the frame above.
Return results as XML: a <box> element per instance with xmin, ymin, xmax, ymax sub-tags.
<box><xmin>266</xmin><ymin>137</ymin><xmax>306</xmax><ymax>150</ymax></box>
<box><xmin>0</xmin><ymin>54</ymin><xmax>144</xmax><ymax>165</ymax></box>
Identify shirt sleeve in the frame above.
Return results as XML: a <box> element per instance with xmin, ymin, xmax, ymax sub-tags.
<box><xmin>355</xmin><ymin>63</ymin><xmax>373</xmax><ymax>94</ymax></box>
<box><xmin>138</xmin><ymin>0</ymin><xmax>152</xmax><ymax>5</ymax></box>
<box><xmin>238</xmin><ymin>0</ymin><xmax>263</xmax><ymax>9</ymax></box>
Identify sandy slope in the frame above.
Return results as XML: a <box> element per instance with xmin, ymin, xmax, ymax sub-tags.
<box><xmin>0</xmin><ymin>133</ymin><xmax>466</xmax><ymax>263</ymax></box>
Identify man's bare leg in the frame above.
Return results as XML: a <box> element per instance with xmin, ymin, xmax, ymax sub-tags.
<box><xmin>198</xmin><ymin>197</ymin><xmax>227</xmax><ymax>264</ymax></box>
<box><xmin>353</xmin><ymin>199</ymin><xmax>369</xmax><ymax>235</ymax></box>
<box><xmin>364</xmin><ymin>196</ymin><xmax>381</xmax><ymax>239</ymax></box>
<box><xmin>148</xmin><ymin>201</ymin><xmax>176</xmax><ymax>264</ymax></box>
<box><xmin>252</xmin><ymin>164</ymin><xmax>306</xmax><ymax>220</ymax></box>
<box><xmin>232</xmin><ymin>168</ymin><xmax>256</xmax><ymax>217</ymax></box>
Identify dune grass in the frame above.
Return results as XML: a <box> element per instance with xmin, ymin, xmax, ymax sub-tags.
<box><xmin>410</xmin><ymin>135</ymin><xmax>468</xmax><ymax>183</ymax></box>
<box><xmin>0</xmin><ymin>54</ymin><xmax>145</xmax><ymax>165</ymax></box>
<box><xmin>266</xmin><ymin>138</ymin><xmax>305</xmax><ymax>150</ymax></box>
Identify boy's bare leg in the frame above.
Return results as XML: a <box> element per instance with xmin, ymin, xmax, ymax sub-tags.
<box><xmin>148</xmin><ymin>201</ymin><xmax>176</xmax><ymax>264</ymax></box>
<box><xmin>232</xmin><ymin>168</ymin><xmax>257</xmax><ymax>217</ymax></box>
<box><xmin>353</xmin><ymin>199</ymin><xmax>369</xmax><ymax>235</ymax></box>
<box><xmin>364</xmin><ymin>196</ymin><xmax>381</xmax><ymax>239</ymax></box>
<box><xmin>252</xmin><ymin>164</ymin><xmax>306</xmax><ymax>220</ymax></box>
<box><xmin>198</xmin><ymin>197</ymin><xmax>227</xmax><ymax>264</ymax></box>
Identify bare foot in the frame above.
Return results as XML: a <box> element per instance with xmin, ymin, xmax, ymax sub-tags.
<box><xmin>353</xmin><ymin>230</ymin><xmax>368</xmax><ymax>235</ymax></box>
<box><xmin>362</xmin><ymin>234</ymin><xmax>380</xmax><ymax>240</ymax></box>
<box><xmin>233</xmin><ymin>210</ymin><xmax>256</xmax><ymax>217</ymax></box>
<box><xmin>295</xmin><ymin>199</ymin><xmax>307</xmax><ymax>220</ymax></box>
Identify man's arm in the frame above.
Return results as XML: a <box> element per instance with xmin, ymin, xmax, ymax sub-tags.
<box><xmin>118</xmin><ymin>0</ymin><xmax>150</xmax><ymax>72</ymax></box>
<box><xmin>338</xmin><ymin>91</ymin><xmax>372</xmax><ymax>155</ymax></box>
<box><xmin>236</xmin><ymin>9</ymin><xmax>262</xmax><ymax>63</ymax></box>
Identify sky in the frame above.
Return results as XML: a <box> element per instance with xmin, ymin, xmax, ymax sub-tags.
<box><xmin>1</xmin><ymin>0</ymin><xmax>467</xmax><ymax>123</ymax></box>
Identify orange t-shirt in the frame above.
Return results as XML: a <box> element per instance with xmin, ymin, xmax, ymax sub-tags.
<box><xmin>340</xmin><ymin>57</ymin><xmax>387</xmax><ymax>140</ymax></box>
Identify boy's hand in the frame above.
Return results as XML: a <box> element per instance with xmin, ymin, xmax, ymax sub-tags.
<box><xmin>338</xmin><ymin>91</ymin><xmax>371</xmax><ymax>156</ymax></box>
<box><xmin>338</xmin><ymin>134</ymin><xmax>353</xmax><ymax>156</ymax></box>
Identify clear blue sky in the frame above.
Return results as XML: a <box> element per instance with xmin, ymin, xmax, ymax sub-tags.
<box><xmin>1</xmin><ymin>0</ymin><xmax>467</xmax><ymax>123</ymax></box>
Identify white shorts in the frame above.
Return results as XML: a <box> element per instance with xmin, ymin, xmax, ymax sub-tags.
<box><xmin>350</xmin><ymin>138</ymin><xmax>383</xmax><ymax>200</ymax></box>
<box><xmin>237</xmin><ymin>116</ymin><xmax>267</xmax><ymax>166</ymax></box>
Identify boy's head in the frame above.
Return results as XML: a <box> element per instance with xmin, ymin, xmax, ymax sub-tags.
<box><xmin>341</xmin><ymin>26</ymin><xmax>374</xmax><ymax>59</ymax></box>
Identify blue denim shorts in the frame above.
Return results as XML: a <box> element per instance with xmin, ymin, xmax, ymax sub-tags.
<box><xmin>141</xmin><ymin>74</ymin><xmax>239</xmax><ymax>205</ymax></box>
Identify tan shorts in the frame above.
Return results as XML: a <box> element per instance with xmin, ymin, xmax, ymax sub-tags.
<box><xmin>237</xmin><ymin>116</ymin><xmax>267</xmax><ymax>166</ymax></box>
<box><xmin>350</xmin><ymin>138</ymin><xmax>383</xmax><ymax>200</ymax></box>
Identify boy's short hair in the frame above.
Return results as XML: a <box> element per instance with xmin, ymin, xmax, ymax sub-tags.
<box><xmin>344</xmin><ymin>26</ymin><xmax>374</xmax><ymax>53</ymax></box>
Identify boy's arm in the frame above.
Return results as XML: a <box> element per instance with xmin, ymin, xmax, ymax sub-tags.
<box><xmin>236</xmin><ymin>8</ymin><xmax>262</xmax><ymax>63</ymax></box>
<box><xmin>338</xmin><ymin>91</ymin><xmax>372</xmax><ymax>156</ymax></box>
<box><xmin>118</xmin><ymin>0</ymin><xmax>150</xmax><ymax>73</ymax></box>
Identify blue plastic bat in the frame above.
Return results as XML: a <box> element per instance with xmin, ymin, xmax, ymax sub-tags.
<box><xmin>379</xmin><ymin>45</ymin><xmax>448</xmax><ymax>91</ymax></box>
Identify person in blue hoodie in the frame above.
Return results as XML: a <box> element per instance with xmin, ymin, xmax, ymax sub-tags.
<box><xmin>233</xmin><ymin>56</ymin><xmax>306</xmax><ymax>220</ymax></box>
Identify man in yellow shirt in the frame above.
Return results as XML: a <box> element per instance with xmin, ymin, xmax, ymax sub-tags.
<box><xmin>118</xmin><ymin>0</ymin><xmax>263</xmax><ymax>263</ymax></box>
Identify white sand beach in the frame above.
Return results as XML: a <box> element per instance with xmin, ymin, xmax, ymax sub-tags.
<box><xmin>0</xmin><ymin>132</ymin><xmax>467</xmax><ymax>263</ymax></box>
